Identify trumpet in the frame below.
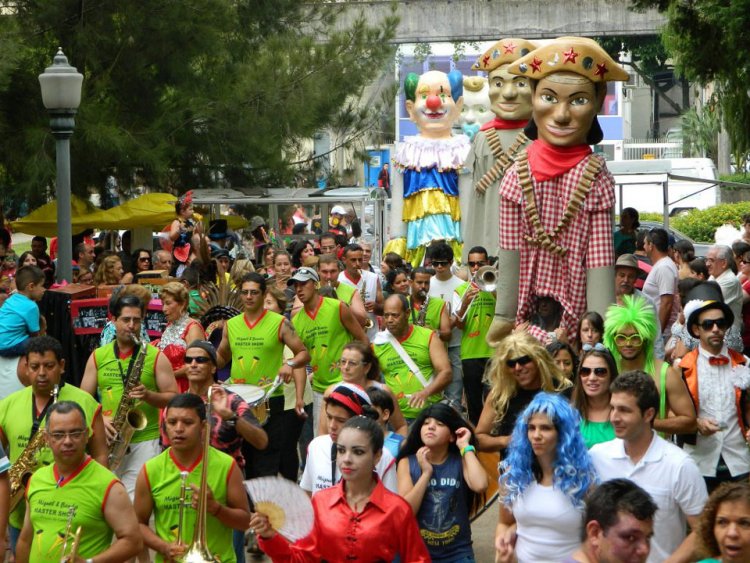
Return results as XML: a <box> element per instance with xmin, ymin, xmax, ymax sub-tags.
<box><xmin>458</xmin><ymin>265</ymin><xmax>498</xmax><ymax>322</ymax></box>
<box><xmin>59</xmin><ymin>506</ymin><xmax>82</xmax><ymax>563</ymax></box>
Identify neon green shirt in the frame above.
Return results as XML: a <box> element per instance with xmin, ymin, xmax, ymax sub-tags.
<box><xmin>27</xmin><ymin>457</ymin><xmax>119</xmax><ymax>561</ymax></box>
<box><xmin>292</xmin><ymin>297</ymin><xmax>353</xmax><ymax>393</ymax></box>
<box><xmin>144</xmin><ymin>447</ymin><xmax>236</xmax><ymax>562</ymax></box>
<box><xmin>226</xmin><ymin>311</ymin><xmax>285</xmax><ymax>397</ymax></box>
<box><xmin>374</xmin><ymin>325</ymin><xmax>439</xmax><ymax>419</ymax></box>
<box><xmin>0</xmin><ymin>385</ymin><xmax>102</xmax><ymax>528</ymax></box>
<box><xmin>94</xmin><ymin>341</ymin><xmax>161</xmax><ymax>442</ymax></box>
<box><xmin>455</xmin><ymin>282</ymin><xmax>495</xmax><ymax>360</ymax></box>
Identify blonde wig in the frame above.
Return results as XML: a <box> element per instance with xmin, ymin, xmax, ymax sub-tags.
<box><xmin>484</xmin><ymin>331</ymin><xmax>572</xmax><ymax>422</ymax></box>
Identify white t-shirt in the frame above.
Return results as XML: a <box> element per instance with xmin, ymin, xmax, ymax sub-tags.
<box><xmin>512</xmin><ymin>482</ymin><xmax>583</xmax><ymax>563</ymax></box>
<box><xmin>430</xmin><ymin>275</ymin><xmax>464</xmax><ymax>347</ymax></box>
<box><xmin>299</xmin><ymin>434</ymin><xmax>398</xmax><ymax>495</ymax></box>
<box><xmin>338</xmin><ymin>269</ymin><xmax>379</xmax><ymax>340</ymax></box>
<box><xmin>590</xmin><ymin>433</ymin><xmax>708</xmax><ymax>563</ymax></box>
<box><xmin>642</xmin><ymin>256</ymin><xmax>679</xmax><ymax>337</ymax></box>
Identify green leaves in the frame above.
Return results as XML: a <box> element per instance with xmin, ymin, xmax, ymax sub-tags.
<box><xmin>0</xmin><ymin>0</ymin><xmax>398</xmax><ymax>206</ymax></box>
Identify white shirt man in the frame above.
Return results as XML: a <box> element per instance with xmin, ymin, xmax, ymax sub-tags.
<box><xmin>590</xmin><ymin>371</ymin><xmax>707</xmax><ymax>563</ymax></box>
<box><xmin>707</xmin><ymin>244</ymin><xmax>743</xmax><ymax>333</ymax></box>
<box><xmin>642</xmin><ymin>229</ymin><xmax>679</xmax><ymax>344</ymax></box>
<box><xmin>679</xmin><ymin>289</ymin><xmax>750</xmax><ymax>487</ymax></box>
<box><xmin>338</xmin><ymin>244</ymin><xmax>383</xmax><ymax>340</ymax></box>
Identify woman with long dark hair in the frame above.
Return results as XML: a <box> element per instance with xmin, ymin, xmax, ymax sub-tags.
<box><xmin>571</xmin><ymin>346</ymin><xmax>619</xmax><ymax>448</ymax></box>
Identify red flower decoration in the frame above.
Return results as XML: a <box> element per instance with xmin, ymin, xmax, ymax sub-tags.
<box><xmin>563</xmin><ymin>47</ymin><xmax>579</xmax><ymax>64</ymax></box>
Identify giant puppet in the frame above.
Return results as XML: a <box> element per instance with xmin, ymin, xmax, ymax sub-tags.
<box><xmin>488</xmin><ymin>37</ymin><xmax>628</xmax><ymax>345</ymax></box>
<box><xmin>458</xmin><ymin>76</ymin><xmax>492</xmax><ymax>141</ymax></box>
<box><xmin>386</xmin><ymin>70</ymin><xmax>470</xmax><ymax>267</ymax></box>
<box><xmin>462</xmin><ymin>38</ymin><xmax>536</xmax><ymax>259</ymax></box>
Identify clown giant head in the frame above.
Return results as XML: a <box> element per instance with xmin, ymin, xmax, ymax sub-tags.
<box><xmin>459</xmin><ymin>76</ymin><xmax>492</xmax><ymax>140</ymax></box>
<box><xmin>404</xmin><ymin>70</ymin><xmax>463</xmax><ymax>140</ymax></box>
<box><xmin>507</xmin><ymin>37</ymin><xmax>629</xmax><ymax>147</ymax></box>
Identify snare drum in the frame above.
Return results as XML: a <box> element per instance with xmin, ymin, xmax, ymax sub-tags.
<box><xmin>224</xmin><ymin>384</ymin><xmax>269</xmax><ymax>425</ymax></box>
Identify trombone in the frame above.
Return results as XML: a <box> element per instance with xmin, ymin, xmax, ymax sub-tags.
<box><xmin>457</xmin><ymin>266</ymin><xmax>497</xmax><ymax>322</ymax></box>
<box><xmin>179</xmin><ymin>387</ymin><xmax>219</xmax><ymax>562</ymax></box>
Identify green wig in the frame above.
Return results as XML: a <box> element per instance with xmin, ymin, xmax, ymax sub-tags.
<box><xmin>603</xmin><ymin>295</ymin><xmax>658</xmax><ymax>373</ymax></box>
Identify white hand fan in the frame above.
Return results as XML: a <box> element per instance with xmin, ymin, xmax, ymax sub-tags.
<box><xmin>245</xmin><ymin>476</ymin><xmax>314</xmax><ymax>542</ymax></box>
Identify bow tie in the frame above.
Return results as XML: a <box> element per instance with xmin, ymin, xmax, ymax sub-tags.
<box><xmin>709</xmin><ymin>355</ymin><xmax>730</xmax><ymax>366</ymax></box>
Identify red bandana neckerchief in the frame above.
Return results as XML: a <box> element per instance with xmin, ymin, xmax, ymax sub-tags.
<box><xmin>526</xmin><ymin>139</ymin><xmax>592</xmax><ymax>183</ymax></box>
<box><xmin>480</xmin><ymin>118</ymin><xmax>528</xmax><ymax>132</ymax></box>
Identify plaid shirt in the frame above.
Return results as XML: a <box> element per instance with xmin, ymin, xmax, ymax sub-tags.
<box><xmin>499</xmin><ymin>152</ymin><xmax>615</xmax><ymax>342</ymax></box>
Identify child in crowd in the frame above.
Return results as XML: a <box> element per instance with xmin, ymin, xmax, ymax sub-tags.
<box><xmin>397</xmin><ymin>403</ymin><xmax>488</xmax><ymax>562</ymax></box>
<box><xmin>0</xmin><ymin>265</ymin><xmax>46</xmax><ymax>357</ymax></box>
<box><xmin>367</xmin><ymin>386</ymin><xmax>404</xmax><ymax>458</ymax></box>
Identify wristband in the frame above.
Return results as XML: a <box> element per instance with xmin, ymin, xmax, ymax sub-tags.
<box><xmin>460</xmin><ymin>445</ymin><xmax>476</xmax><ymax>457</ymax></box>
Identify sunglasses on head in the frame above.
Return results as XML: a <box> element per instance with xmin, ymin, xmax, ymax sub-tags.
<box><xmin>184</xmin><ymin>356</ymin><xmax>211</xmax><ymax>364</ymax></box>
<box><xmin>580</xmin><ymin>366</ymin><xmax>608</xmax><ymax>377</ymax></box>
<box><xmin>697</xmin><ymin>318</ymin><xmax>729</xmax><ymax>331</ymax></box>
<box><xmin>506</xmin><ymin>355</ymin><xmax>533</xmax><ymax>368</ymax></box>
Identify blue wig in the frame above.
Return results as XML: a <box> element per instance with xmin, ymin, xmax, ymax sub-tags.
<box><xmin>447</xmin><ymin>70</ymin><xmax>463</xmax><ymax>102</ymax></box>
<box><xmin>499</xmin><ymin>393</ymin><xmax>598</xmax><ymax>509</ymax></box>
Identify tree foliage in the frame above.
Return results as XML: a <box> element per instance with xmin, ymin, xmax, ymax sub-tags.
<box><xmin>627</xmin><ymin>0</ymin><xmax>750</xmax><ymax>170</ymax></box>
<box><xmin>0</xmin><ymin>0</ymin><xmax>398</xmax><ymax>210</ymax></box>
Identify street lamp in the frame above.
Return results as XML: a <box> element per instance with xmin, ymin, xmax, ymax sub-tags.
<box><xmin>38</xmin><ymin>48</ymin><xmax>83</xmax><ymax>283</ymax></box>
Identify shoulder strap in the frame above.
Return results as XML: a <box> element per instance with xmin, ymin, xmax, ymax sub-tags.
<box><xmin>379</xmin><ymin>330</ymin><xmax>429</xmax><ymax>388</ymax></box>
<box><xmin>659</xmin><ymin>361</ymin><xmax>668</xmax><ymax>421</ymax></box>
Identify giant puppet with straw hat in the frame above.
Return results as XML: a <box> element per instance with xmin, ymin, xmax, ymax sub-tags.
<box><xmin>462</xmin><ymin>38</ymin><xmax>536</xmax><ymax>259</ymax></box>
<box><xmin>384</xmin><ymin>70</ymin><xmax>470</xmax><ymax>267</ymax></box>
<box><xmin>487</xmin><ymin>37</ymin><xmax>629</xmax><ymax>346</ymax></box>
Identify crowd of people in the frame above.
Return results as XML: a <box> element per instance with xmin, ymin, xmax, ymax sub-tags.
<box><xmin>1</xmin><ymin>205</ymin><xmax>750</xmax><ymax>562</ymax></box>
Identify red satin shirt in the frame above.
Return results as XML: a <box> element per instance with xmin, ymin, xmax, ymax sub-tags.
<box><xmin>258</xmin><ymin>478</ymin><xmax>430</xmax><ymax>562</ymax></box>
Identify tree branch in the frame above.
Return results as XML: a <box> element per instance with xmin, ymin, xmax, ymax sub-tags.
<box><xmin>628</xmin><ymin>59</ymin><xmax>683</xmax><ymax>115</ymax></box>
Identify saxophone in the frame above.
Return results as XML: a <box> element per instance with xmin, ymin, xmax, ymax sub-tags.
<box><xmin>108</xmin><ymin>335</ymin><xmax>149</xmax><ymax>471</ymax></box>
<box><xmin>358</xmin><ymin>270</ymin><xmax>374</xmax><ymax>329</ymax></box>
<box><xmin>8</xmin><ymin>385</ymin><xmax>59</xmax><ymax>511</ymax></box>
<box><xmin>415</xmin><ymin>291</ymin><xmax>430</xmax><ymax>327</ymax></box>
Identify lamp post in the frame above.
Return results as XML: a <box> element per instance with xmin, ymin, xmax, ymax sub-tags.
<box><xmin>38</xmin><ymin>48</ymin><xmax>83</xmax><ymax>284</ymax></box>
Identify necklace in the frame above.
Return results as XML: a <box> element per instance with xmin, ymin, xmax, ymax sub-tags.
<box><xmin>517</xmin><ymin>150</ymin><xmax>602</xmax><ymax>257</ymax></box>
<box><xmin>346</xmin><ymin>480</ymin><xmax>376</xmax><ymax>513</ymax></box>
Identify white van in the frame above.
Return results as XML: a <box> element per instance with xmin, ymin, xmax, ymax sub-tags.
<box><xmin>609</xmin><ymin>158</ymin><xmax>719</xmax><ymax>215</ymax></box>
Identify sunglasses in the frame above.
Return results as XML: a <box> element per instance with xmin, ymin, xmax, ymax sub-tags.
<box><xmin>506</xmin><ymin>355</ymin><xmax>533</xmax><ymax>368</ymax></box>
<box><xmin>580</xmin><ymin>366</ymin><xmax>609</xmax><ymax>377</ymax></box>
<box><xmin>185</xmin><ymin>356</ymin><xmax>212</xmax><ymax>364</ymax></box>
<box><xmin>468</xmin><ymin>261</ymin><xmax>486</xmax><ymax>268</ymax></box>
<box><xmin>431</xmin><ymin>260</ymin><xmax>450</xmax><ymax>267</ymax></box>
<box><xmin>614</xmin><ymin>333</ymin><xmax>643</xmax><ymax>347</ymax></box>
<box><xmin>697</xmin><ymin>318</ymin><xmax>729</xmax><ymax>331</ymax></box>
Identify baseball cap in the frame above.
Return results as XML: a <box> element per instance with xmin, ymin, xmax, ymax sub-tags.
<box><xmin>330</xmin><ymin>205</ymin><xmax>347</xmax><ymax>215</ymax></box>
<box><xmin>287</xmin><ymin>266</ymin><xmax>320</xmax><ymax>286</ymax></box>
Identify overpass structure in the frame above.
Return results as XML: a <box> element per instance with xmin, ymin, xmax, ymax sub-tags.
<box><xmin>330</xmin><ymin>0</ymin><xmax>666</xmax><ymax>43</ymax></box>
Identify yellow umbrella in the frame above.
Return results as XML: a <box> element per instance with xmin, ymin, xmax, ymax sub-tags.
<box><xmin>10</xmin><ymin>195</ymin><xmax>98</xmax><ymax>237</ymax></box>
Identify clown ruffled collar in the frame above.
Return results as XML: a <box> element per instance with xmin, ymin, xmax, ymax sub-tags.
<box><xmin>394</xmin><ymin>135</ymin><xmax>471</xmax><ymax>172</ymax></box>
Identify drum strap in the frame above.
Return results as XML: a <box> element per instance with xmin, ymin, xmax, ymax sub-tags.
<box><xmin>376</xmin><ymin>330</ymin><xmax>429</xmax><ymax>388</ymax></box>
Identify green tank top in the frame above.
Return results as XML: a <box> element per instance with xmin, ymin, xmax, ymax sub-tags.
<box><xmin>409</xmin><ymin>296</ymin><xmax>446</xmax><ymax>333</ymax></box>
<box><xmin>94</xmin><ymin>341</ymin><xmax>161</xmax><ymax>442</ymax></box>
<box><xmin>580</xmin><ymin>419</ymin><xmax>616</xmax><ymax>450</ymax></box>
<box><xmin>226</xmin><ymin>311</ymin><xmax>285</xmax><ymax>397</ymax></box>
<box><xmin>0</xmin><ymin>385</ymin><xmax>101</xmax><ymax>528</ymax></box>
<box><xmin>373</xmin><ymin>325</ymin><xmax>438</xmax><ymax>419</ymax></box>
<box><xmin>335</xmin><ymin>283</ymin><xmax>355</xmax><ymax>306</ymax></box>
<box><xmin>145</xmin><ymin>447</ymin><xmax>236</xmax><ymax>563</ymax></box>
<box><xmin>455</xmin><ymin>282</ymin><xmax>495</xmax><ymax>360</ymax></box>
<box><xmin>292</xmin><ymin>297</ymin><xmax>353</xmax><ymax>393</ymax></box>
<box><xmin>27</xmin><ymin>457</ymin><xmax>119</xmax><ymax>562</ymax></box>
